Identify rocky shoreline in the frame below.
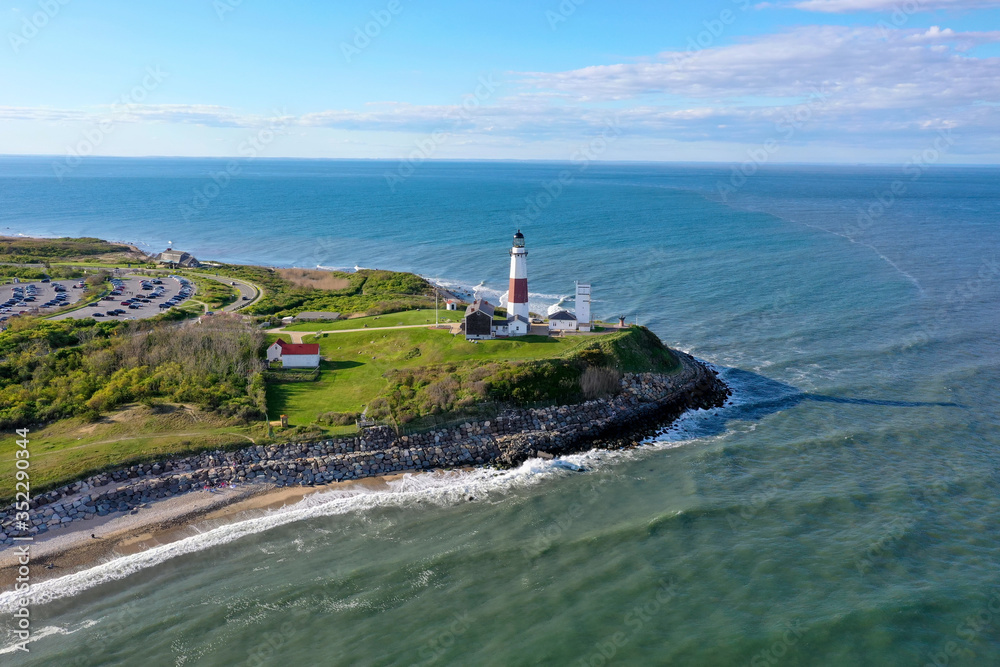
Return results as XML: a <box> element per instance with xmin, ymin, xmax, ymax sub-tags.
<box><xmin>0</xmin><ymin>353</ymin><xmax>729</xmax><ymax>549</ymax></box>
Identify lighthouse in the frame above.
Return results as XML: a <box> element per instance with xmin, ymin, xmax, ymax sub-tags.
<box><xmin>508</xmin><ymin>229</ymin><xmax>529</xmax><ymax>323</ymax></box>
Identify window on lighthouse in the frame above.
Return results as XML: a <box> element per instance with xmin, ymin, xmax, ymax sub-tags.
<box><xmin>513</xmin><ymin>231</ymin><xmax>525</xmax><ymax>248</ymax></box>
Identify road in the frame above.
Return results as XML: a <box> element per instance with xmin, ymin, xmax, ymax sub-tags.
<box><xmin>200</xmin><ymin>274</ymin><xmax>262</xmax><ymax>311</ymax></box>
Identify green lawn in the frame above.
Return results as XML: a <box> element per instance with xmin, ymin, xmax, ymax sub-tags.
<box><xmin>282</xmin><ymin>308</ymin><xmax>464</xmax><ymax>332</ymax></box>
<box><xmin>0</xmin><ymin>405</ymin><xmax>263</xmax><ymax>500</ymax></box>
<box><xmin>266</xmin><ymin>327</ymin><xmax>587</xmax><ymax>426</ymax></box>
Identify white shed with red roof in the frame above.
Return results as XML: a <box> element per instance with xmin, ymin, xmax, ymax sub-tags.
<box><xmin>267</xmin><ymin>339</ymin><xmax>321</xmax><ymax>368</ymax></box>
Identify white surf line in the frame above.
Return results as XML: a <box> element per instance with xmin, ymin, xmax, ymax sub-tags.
<box><xmin>0</xmin><ymin>464</ymin><xmax>563</xmax><ymax>615</ymax></box>
<box><xmin>0</xmin><ymin>358</ymin><xmax>746</xmax><ymax>621</ymax></box>
<box><xmin>0</xmin><ymin>428</ymin><xmax>730</xmax><ymax>618</ymax></box>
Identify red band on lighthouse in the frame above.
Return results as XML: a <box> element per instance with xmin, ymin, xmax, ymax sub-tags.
<box><xmin>509</xmin><ymin>278</ymin><xmax>528</xmax><ymax>304</ymax></box>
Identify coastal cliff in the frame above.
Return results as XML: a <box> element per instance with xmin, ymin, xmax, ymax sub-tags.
<box><xmin>0</xmin><ymin>353</ymin><xmax>727</xmax><ymax>548</ymax></box>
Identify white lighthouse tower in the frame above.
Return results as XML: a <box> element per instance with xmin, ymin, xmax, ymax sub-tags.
<box><xmin>575</xmin><ymin>282</ymin><xmax>592</xmax><ymax>332</ymax></box>
<box><xmin>508</xmin><ymin>229</ymin><xmax>530</xmax><ymax>326</ymax></box>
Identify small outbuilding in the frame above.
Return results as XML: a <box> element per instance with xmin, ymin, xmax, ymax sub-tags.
<box><xmin>548</xmin><ymin>310</ymin><xmax>578</xmax><ymax>332</ymax></box>
<box><xmin>464</xmin><ymin>299</ymin><xmax>495</xmax><ymax>340</ymax></box>
<box><xmin>266</xmin><ymin>339</ymin><xmax>321</xmax><ymax>368</ymax></box>
<box><xmin>508</xmin><ymin>314</ymin><xmax>530</xmax><ymax>336</ymax></box>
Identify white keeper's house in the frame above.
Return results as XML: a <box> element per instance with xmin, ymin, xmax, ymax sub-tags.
<box><xmin>547</xmin><ymin>310</ymin><xmax>578</xmax><ymax>332</ymax></box>
<box><xmin>266</xmin><ymin>339</ymin><xmax>321</xmax><ymax>368</ymax></box>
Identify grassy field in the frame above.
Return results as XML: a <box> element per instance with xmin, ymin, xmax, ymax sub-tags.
<box><xmin>0</xmin><ymin>403</ymin><xmax>263</xmax><ymax>500</ymax></box>
<box><xmin>0</xmin><ymin>236</ymin><xmax>143</xmax><ymax>264</ymax></box>
<box><xmin>282</xmin><ymin>308</ymin><xmax>465</xmax><ymax>332</ymax></box>
<box><xmin>266</xmin><ymin>326</ymin><xmax>591</xmax><ymax>426</ymax></box>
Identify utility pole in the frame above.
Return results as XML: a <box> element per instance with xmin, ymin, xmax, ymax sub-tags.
<box><xmin>435</xmin><ymin>287</ymin><xmax>439</xmax><ymax>327</ymax></box>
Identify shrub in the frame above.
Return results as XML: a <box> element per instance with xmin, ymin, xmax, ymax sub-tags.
<box><xmin>317</xmin><ymin>411</ymin><xmax>361</xmax><ymax>426</ymax></box>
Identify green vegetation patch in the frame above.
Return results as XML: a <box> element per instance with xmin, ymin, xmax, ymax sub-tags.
<box><xmin>0</xmin><ymin>315</ymin><xmax>266</xmax><ymax>429</ymax></box>
<box><xmin>180</xmin><ymin>273</ymin><xmax>238</xmax><ymax>309</ymax></box>
<box><xmin>0</xmin><ymin>236</ymin><xmax>136</xmax><ymax>264</ymax></box>
<box><xmin>211</xmin><ymin>264</ymin><xmax>435</xmax><ymax>318</ymax></box>
<box><xmin>0</xmin><ymin>405</ymin><xmax>261</xmax><ymax>500</ymax></box>
<box><xmin>266</xmin><ymin>326</ymin><xmax>679</xmax><ymax>432</ymax></box>
<box><xmin>366</xmin><ymin>327</ymin><xmax>679</xmax><ymax>427</ymax></box>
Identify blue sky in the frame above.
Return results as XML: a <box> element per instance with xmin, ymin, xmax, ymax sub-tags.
<box><xmin>2</xmin><ymin>0</ymin><xmax>1000</xmax><ymax>162</ymax></box>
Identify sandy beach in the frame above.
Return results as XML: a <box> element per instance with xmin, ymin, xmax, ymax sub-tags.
<box><xmin>0</xmin><ymin>473</ymin><xmax>405</xmax><ymax>587</ymax></box>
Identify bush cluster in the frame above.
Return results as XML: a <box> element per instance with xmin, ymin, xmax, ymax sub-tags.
<box><xmin>365</xmin><ymin>327</ymin><xmax>678</xmax><ymax>426</ymax></box>
<box><xmin>210</xmin><ymin>265</ymin><xmax>433</xmax><ymax>318</ymax></box>
<box><xmin>0</xmin><ymin>316</ymin><xmax>267</xmax><ymax>428</ymax></box>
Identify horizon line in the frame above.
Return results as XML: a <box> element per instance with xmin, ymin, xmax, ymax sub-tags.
<box><xmin>1</xmin><ymin>154</ymin><xmax>999</xmax><ymax>168</ymax></box>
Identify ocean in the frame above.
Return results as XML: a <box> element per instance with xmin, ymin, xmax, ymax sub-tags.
<box><xmin>1</xmin><ymin>157</ymin><xmax>998</xmax><ymax>665</ymax></box>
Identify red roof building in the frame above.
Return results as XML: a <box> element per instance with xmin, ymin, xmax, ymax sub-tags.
<box><xmin>266</xmin><ymin>339</ymin><xmax>321</xmax><ymax>368</ymax></box>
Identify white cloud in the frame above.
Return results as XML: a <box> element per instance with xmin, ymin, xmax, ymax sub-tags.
<box><xmin>517</xmin><ymin>25</ymin><xmax>1000</xmax><ymax>106</ymax></box>
<box><xmin>775</xmin><ymin>0</ymin><xmax>1000</xmax><ymax>12</ymax></box>
<box><xmin>0</xmin><ymin>104</ymin><xmax>286</xmax><ymax>128</ymax></box>
<box><xmin>5</xmin><ymin>24</ymin><xmax>1000</xmax><ymax>158</ymax></box>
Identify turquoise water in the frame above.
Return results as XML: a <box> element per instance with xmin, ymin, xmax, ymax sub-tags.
<box><xmin>1</xmin><ymin>159</ymin><xmax>998</xmax><ymax>665</ymax></box>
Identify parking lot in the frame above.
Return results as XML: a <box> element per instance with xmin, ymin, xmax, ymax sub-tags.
<box><xmin>0</xmin><ymin>280</ymin><xmax>85</xmax><ymax>324</ymax></box>
<box><xmin>52</xmin><ymin>275</ymin><xmax>196</xmax><ymax>321</ymax></box>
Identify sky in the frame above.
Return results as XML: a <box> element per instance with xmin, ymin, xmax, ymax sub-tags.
<box><xmin>2</xmin><ymin>0</ymin><xmax>1000</xmax><ymax>163</ymax></box>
